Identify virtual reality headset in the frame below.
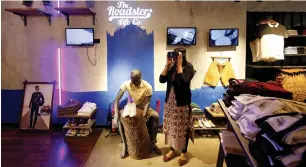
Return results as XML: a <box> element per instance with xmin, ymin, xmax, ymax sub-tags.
<box><xmin>167</xmin><ymin>51</ymin><xmax>179</xmax><ymax>59</ymax></box>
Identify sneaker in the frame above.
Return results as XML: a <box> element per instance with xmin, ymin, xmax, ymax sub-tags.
<box><xmin>122</xmin><ymin>104</ymin><xmax>130</xmax><ymax>117</ymax></box>
<box><xmin>71</xmin><ymin>119</ymin><xmax>78</xmax><ymax>126</ymax></box>
<box><xmin>198</xmin><ymin>119</ymin><xmax>204</xmax><ymax>128</ymax></box>
<box><xmin>202</xmin><ymin>119</ymin><xmax>211</xmax><ymax>128</ymax></box>
<box><xmin>193</xmin><ymin>118</ymin><xmax>199</xmax><ymax>128</ymax></box>
<box><xmin>129</xmin><ymin>103</ymin><xmax>136</xmax><ymax>117</ymax></box>
<box><xmin>66</xmin><ymin>119</ymin><xmax>72</xmax><ymax>127</ymax></box>
<box><xmin>79</xmin><ymin>119</ymin><xmax>84</xmax><ymax>126</ymax></box>
<box><xmin>84</xmin><ymin>119</ymin><xmax>91</xmax><ymax>126</ymax></box>
<box><xmin>67</xmin><ymin>129</ymin><xmax>77</xmax><ymax>136</ymax></box>
<box><xmin>208</xmin><ymin>120</ymin><xmax>216</xmax><ymax>128</ymax></box>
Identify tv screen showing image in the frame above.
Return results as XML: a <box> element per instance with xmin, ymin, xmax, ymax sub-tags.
<box><xmin>209</xmin><ymin>28</ymin><xmax>239</xmax><ymax>47</ymax></box>
<box><xmin>66</xmin><ymin>28</ymin><xmax>94</xmax><ymax>46</ymax></box>
<box><xmin>167</xmin><ymin>27</ymin><xmax>196</xmax><ymax>45</ymax></box>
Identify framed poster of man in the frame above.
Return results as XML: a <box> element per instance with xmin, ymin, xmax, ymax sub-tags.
<box><xmin>20</xmin><ymin>80</ymin><xmax>56</xmax><ymax>131</ymax></box>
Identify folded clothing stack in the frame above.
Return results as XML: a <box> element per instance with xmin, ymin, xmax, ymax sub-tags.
<box><xmin>284</xmin><ymin>46</ymin><xmax>298</xmax><ymax>55</ymax></box>
<box><xmin>78</xmin><ymin>102</ymin><xmax>97</xmax><ymax>113</ymax></box>
<box><xmin>223</xmin><ymin>79</ymin><xmax>293</xmax><ymax>107</ymax></box>
<box><xmin>58</xmin><ymin>99</ymin><xmax>82</xmax><ymax>116</ymax></box>
<box><xmin>191</xmin><ymin>102</ymin><xmax>202</xmax><ymax>115</ymax></box>
<box><xmin>209</xmin><ymin>103</ymin><xmax>223</xmax><ymax>114</ymax></box>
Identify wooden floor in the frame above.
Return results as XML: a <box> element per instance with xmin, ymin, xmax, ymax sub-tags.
<box><xmin>1</xmin><ymin>126</ymin><xmax>102</xmax><ymax>167</ymax></box>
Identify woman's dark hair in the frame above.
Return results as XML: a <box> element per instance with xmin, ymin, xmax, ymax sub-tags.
<box><xmin>174</xmin><ymin>47</ymin><xmax>188</xmax><ymax>67</ymax></box>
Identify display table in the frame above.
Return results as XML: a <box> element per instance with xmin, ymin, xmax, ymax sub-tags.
<box><xmin>217</xmin><ymin>99</ymin><xmax>258</xmax><ymax>167</ymax></box>
<box><xmin>121</xmin><ymin>108</ymin><xmax>152</xmax><ymax>160</ymax></box>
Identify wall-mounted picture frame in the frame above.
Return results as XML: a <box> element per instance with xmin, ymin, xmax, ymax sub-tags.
<box><xmin>20</xmin><ymin>80</ymin><xmax>56</xmax><ymax>131</ymax></box>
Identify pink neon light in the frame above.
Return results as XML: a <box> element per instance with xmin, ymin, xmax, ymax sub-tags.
<box><xmin>57</xmin><ymin>0</ymin><xmax>60</xmax><ymax>14</ymax></box>
<box><xmin>58</xmin><ymin>48</ymin><xmax>62</xmax><ymax>105</ymax></box>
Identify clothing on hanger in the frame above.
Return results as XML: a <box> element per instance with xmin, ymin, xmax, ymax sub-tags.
<box><xmin>204</xmin><ymin>60</ymin><xmax>235</xmax><ymax>87</ymax></box>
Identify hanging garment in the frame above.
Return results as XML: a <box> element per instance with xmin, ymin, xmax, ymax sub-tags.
<box><xmin>204</xmin><ymin>60</ymin><xmax>235</xmax><ymax>87</ymax></box>
<box><xmin>250</xmin><ymin>22</ymin><xmax>289</xmax><ymax>62</ymax></box>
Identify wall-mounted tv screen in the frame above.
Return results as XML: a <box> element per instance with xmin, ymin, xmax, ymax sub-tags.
<box><xmin>66</xmin><ymin>28</ymin><xmax>94</xmax><ymax>46</ymax></box>
<box><xmin>209</xmin><ymin>28</ymin><xmax>239</xmax><ymax>47</ymax></box>
<box><xmin>167</xmin><ymin>27</ymin><xmax>196</xmax><ymax>45</ymax></box>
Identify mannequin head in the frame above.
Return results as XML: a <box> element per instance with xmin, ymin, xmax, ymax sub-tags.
<box><xmin>131</xmin><ymin>69</ymin><xmax>142</xmax><ymax>87</ymax></box>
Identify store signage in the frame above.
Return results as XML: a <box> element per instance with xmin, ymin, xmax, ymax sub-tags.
<box><xmin>107</xmin><ymin>1</ymin><xmax>153</xmax><ymax>27</ymax></box>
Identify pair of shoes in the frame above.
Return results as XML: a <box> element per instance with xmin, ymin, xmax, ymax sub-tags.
<box><xmin>201</xmin><ymin>118</ymin><xmax>211</xmax><ymax>128</ymax></box>
<box><xmin>66</xmin><ymin>129</ymin><xmax>78</xmax><ymax>136</ymax></box>
<box><xmin>193</xmin><ymin>118</ymin><xmax>199</xmax><ymax>128</ymax></box>
<box><xmin>178</xmin><ymin>158</ymin><xmax>188</xmax><ymax>166</ymax></box>
<box><xmin>66</xmin><ymin>119</ymin><xmax>72</xmax><ymax>127</ymax></box>
<box><xmin>77</xmin><ymin>129</ymin><xmax>91</xmax><ymax>136</ymax></box>
<box><xmin>71</xmin><ymin>118</ymin><xmax>79</xmax><ymax>126</ymax></box>
<box><xmin>153</xmin><ymin>144</ymin><xmax>161</xmax><ymax>155</ymax></box>
<box><xmin>122</xmin><ymin>103</ymin><xmax>136</xmax><ymax>117</ymax></box>
<box><xmin>163</xmin><ymin>152</ymin><xmax>175</xmax><ymax>162</ymax></box>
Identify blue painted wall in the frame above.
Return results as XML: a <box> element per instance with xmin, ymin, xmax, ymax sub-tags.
<box><xmin>1</xmin><ymin>25</ymin><xmax>227</xmax><ymax>126</ymax></box>
<box><xmin>107</xmin><ymin>25</ymin><xmax>154</xmax><ymax>100</ymax></box>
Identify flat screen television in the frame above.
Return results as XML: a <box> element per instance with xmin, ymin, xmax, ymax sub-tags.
<box><xmin>209</xmin><ymin>28</ymin><xmax>239</xmax><ymax>47</ymax></box>
<box><xmin>66</xmin><ymin>28</ymin><xmax>94</xmax><ymax>46</ymax></box>
<box><xmin>167</xmin><ymin>27</ymin><xmax>196</xmax><ymax>45</ymax></box>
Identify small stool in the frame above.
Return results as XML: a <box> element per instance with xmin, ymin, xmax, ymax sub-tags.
<box><xmin>121</xmin><ymin>108</ymin><xmax>152</xmax><ymax>159</ymax></box>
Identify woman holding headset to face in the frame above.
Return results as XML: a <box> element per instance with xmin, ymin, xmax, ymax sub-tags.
<box><xmin>160</xmin><ymin>48</ymin><xmax>195</xmax><ymax>166</ymax></box>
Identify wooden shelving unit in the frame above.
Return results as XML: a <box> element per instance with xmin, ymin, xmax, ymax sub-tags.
<box><xmin>192</xmin><ymin>107</ymin><xmax>226</xmax><ymax>132</ymax></box>
<box><xmin>54</xmin><ymin>7</ymin><xmax>96</xmax><ymax>26</ymax></box>
<box><xmin>60</xmin><ymin>108</ymin><xmax>97</xmax><ymax>137</ymax></box>
<box><xmin>246</xmin><ymin>64</ymin><xmax>306</xmax><ymax>69</ymax></box>
<box><xmin>5</xmin><ymin>8</ymin><xmax>52</xmax><ymax>26</ymax></box>
<box><xmin>288</xmin><ymin>35</ymin><xmax>306</xmax><ymax>38</ymax></box>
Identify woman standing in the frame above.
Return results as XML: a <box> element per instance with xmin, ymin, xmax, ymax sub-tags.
<box><xmin>160</xmin><ymin>48</ymin><xmax>195</xmax><ymax>166</ymax></box>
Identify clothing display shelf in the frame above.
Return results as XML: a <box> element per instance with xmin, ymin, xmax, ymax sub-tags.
<box><xmin>59</xmin><ymin>108</ymin><xmax>97</xmax><ymax>138</ymax></box>
<box><xmin>63</xmin><ymin>120</ymin><xmax>96</xmax><ymax>130</ymax></box>
<box><xmin>54</xmin><ymin>7</ymin><xmax>96</xmax><ymax>26</ymax></box>
<box><xmin>247</xmin><ymin>64</ymin><xmax>306</xmax><ymax>69</ymax></box>
<box><xmin>217</xmin><ymin>99</ymin><xmax>258</xmax><ymax>167</ymax></box>
<box><xmin>192</xmin><ymin>109</ymin><xmax>226</xmax><ymax>131</ymax></box>
<box><xmin>205</xmin><ymin>107</ymin><xmax>225</xmax><ymax>118</ymax></box>
<box><xmin>58</xmin><ymin>108</ymin><xmax>97</xmax><ymax>118</ymax></box>
<box><xmin>5</xmin><ymin>8</ymin><xmax>52</xmax><ymax>26</ymax></box>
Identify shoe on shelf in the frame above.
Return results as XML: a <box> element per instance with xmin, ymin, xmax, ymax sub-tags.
<box><xmin>122</xmin><ymin>104</ymin><xmax>130</xmax><ymax>117</ymax></box>
<box><xmin>67</xmin><ymin>129</ymin><xmax>77</xmax><ymax>136</ymax></box>
<box><xmin>66</xmin><ymin>119</ymin><xmax>72</xmax><ymax>127</ymax></box>
<box><xmin>198</xmin><ymin>119</ymin><xmax>204</xmax><ymax>128</ymax></box>
<box><xmin>71</xmin><ymin>119</ymin><xmax>77</xmax><ymax>126</ymax></box>
<box><xmin>129</xmin><ymin>103</ymin><xmax>136</xmax><ymax>117</ymax></box>
<box><xmin>84</xmin><ymin>119</ymin><xmax>91</xmax><ymax>126</ymax></box>
<box><xmin>79</xmin><ymin>119</ymin><xmax>84</xmax><ymax>126</ymax></box>
<box><xmin>208</xmin><ymin>120</ymin><xmax>216</xmax><ymax>128</ymax></box>
<box><xmin>193</xmin><ymin>118</ymin><xmax>199</xmax><ymax>128</ymax></box>
<box><xmin>202</xmin><ymin>119</ymin><xmax>211</xmax><ymax>128</ymax></box>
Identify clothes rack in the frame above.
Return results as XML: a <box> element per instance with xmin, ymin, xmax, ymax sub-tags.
<box><xmin>211</xmin><ymin>56</ymin><xmax>231</xmax><ymax>61</ymax></box>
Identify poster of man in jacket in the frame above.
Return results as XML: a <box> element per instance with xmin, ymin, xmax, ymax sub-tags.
<box><xmin>20</xmin><ymin>81</ymin><xmax>55</xmax><ymax>131</ymax></box>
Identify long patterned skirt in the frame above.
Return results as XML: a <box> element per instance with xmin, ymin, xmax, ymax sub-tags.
<box><xmin>163</xmin><ymin>87</ymin><xmax>192</xmax><ymax>150</ymax></box>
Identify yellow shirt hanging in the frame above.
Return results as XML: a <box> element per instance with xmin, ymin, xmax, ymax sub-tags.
<box><xmin>204</xmin><ymin>61</ymin><xmax>235</xmax><ymax>87</ymax></box>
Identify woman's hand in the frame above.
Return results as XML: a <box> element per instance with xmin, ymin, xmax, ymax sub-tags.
<box><xmin>177</xmin><ymin>53</ymin><xmax>183</xmax><ymax>68</ymax></box>
<box><xmin>166</xmin><ymin>56</ymin><xmax>172</xmax><ymax>68</ymax></box>
<box><xmin>177</xmin><ymin>52</ymin><xmax>183</xmax><ymax>74</ymax></box>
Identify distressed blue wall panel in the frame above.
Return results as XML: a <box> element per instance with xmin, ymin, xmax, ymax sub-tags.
<box><xmin>107</xmin><ymin>25</ymin><xmax>154</xmax><ymax>100</ymax></box>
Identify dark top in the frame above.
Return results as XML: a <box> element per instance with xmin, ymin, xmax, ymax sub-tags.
<box><xmin>159</xmin><ymin>62</ymin><xmax>194</xmax><ymax>106</ymax></box>
<box><xmin>29</xmin><ymin>92</ymin><xmax>45</xmax><ymax>107</ymax></box>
